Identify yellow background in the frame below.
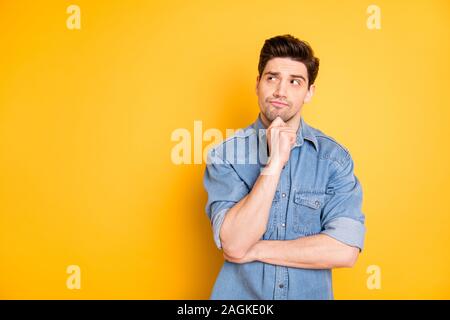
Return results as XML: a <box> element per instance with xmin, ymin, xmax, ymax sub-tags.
<box><xmin>1</xmin><ymin>0</ymin><xmax>449</xmax><ymax>299</ymax></box>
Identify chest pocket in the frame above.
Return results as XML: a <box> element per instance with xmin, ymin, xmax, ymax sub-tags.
<box><xmin>292</xmin><ymin>191</ymin><xmax>325</xmax><ymax>235</ymax></box>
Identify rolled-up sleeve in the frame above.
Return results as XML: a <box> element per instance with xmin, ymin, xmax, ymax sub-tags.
<box><xmin>320</xmin><ymin>152</ymin><xmax>366</xmax><ymax>251</ymax></box>
<box><xmin>203</xmin><ymin>148</ymin><xmax>249</xmax><ymax>249</ymax></box>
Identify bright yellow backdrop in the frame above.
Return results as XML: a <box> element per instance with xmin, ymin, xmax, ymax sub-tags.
<box><xmin>1</xmin><ymin>0</ymin><xmax>449</xmax><ymax>299</ymax></box>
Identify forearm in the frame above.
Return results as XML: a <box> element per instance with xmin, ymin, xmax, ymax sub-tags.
<box><xmin>220</xmin><ymin>163</ymin><xmax>282</xmax><ymax>258</ymax></box>
<box><xmin>251</xmin><ymin>234</ymin><xmax>360</xmax><ymax>269</ymax></box>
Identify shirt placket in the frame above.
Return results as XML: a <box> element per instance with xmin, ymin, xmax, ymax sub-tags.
<box><xmin>274</xmin><ymin>159</ymin><xmax>291</xmax><ymax>300</ymax></box>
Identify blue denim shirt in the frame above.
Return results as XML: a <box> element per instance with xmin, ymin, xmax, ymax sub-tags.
<box><xmin>203</xmin><ymin>114</ymin><xmax>366</xmax><ymax>300</ymax></box>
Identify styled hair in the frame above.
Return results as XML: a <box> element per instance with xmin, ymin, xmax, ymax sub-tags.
<box><xmin>258</xmin><ymin>34</ymin><xmax>320</xmax><ymax>87</ymax></box>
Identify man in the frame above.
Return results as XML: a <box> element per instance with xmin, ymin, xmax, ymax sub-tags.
<box><xmin>203</xmin><ymin>34</ymin><xmax>366</xmax><ymax>299</ymax></box>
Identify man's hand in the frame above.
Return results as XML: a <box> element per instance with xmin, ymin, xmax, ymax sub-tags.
<box><xmin>266</xmin><ymin>117</ymin><xmax>297</xmax><ymax>170</ymax></box>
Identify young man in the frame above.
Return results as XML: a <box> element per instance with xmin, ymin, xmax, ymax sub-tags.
<box><xmin>203</xmin><ymin>34</ymin><xmax>366</xmax><ymax>300</ymax></box>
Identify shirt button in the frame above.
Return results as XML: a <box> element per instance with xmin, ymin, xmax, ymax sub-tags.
<box><xmin>279</xmin><ymin>284</ymin><xmax>284</xmax><ymax>289</ymax></box>
<box><xmin>281</xmin><ymin>223</ymin><xmax>285</xmax><ymax>227</ymax></box>
<box><xmin>282</xmin><ymin>193</ymin><xmax>286</xmax><ymax>198</ymax></box>
<box><xmin>315</xmin><ymin>200</ymin><xmax>320</xmax><ymax>206</ymax></box>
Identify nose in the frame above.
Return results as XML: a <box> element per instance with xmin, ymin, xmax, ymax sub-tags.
<box><xmin>274</xmin><ymin>80</ymin><xmax>287</xmax><ymax>98</ymax></box>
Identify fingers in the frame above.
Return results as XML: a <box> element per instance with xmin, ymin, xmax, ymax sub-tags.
<box><xmin>269</xmin><ymin>126</ymin><xmax>297</xmax><ymax>138</ymax></box>
<box><xmin>268</xmin><ymin>127</ymin><xmax>297</xmax><ymax>145</ymax></box>
<box><xmin>268</xmin><ymin>117</ymin><xmax>296</xmax><ymax>133</ymax></box>
<box><xmin>280</xmin><ymin>130</ymin><xmax>297</xmax><ymax>145</ymax></box>
<box><xmin>267</xmin><ymin>117</ymin><xmax>297</xmax><ymax>153</ymax></box>
<box><xmin>268</xmin><ymin>116</ymin><xmax>286</xmax><ymax>129</ymax></box>
<box><xmin>277</xmin><ymin>127</ymin><xmax>296</xmax><ymax>134</ymax></box>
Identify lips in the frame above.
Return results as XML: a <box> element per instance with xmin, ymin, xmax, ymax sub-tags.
<box><xmin>270</xmin><ymin>100</ymin><xmax>289</xmax><ymax>107</ymax></box>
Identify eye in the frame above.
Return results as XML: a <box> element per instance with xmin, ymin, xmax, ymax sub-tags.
<box><xmin>292</xmin><ymin>79</ymin><xmax>301</xmax><ymax>85</ymax></box>
<box><xmin>267</xmin><ymin>76</ymin><xmax>277</xmax><ymax>81</ymax></box>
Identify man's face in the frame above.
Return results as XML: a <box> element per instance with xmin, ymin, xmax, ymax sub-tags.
<box><xmin>256</xmin><ymin>57</ymin><xmax>315</xmax><ymax>124</ymax></box>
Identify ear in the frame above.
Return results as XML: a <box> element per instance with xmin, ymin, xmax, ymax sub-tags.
<box><xmin>303</xmin><ymin>84</ymin><xmax>315</xmax><ymax>103</ymax></box>
<box><xmin>255</xmin><ymin>75</ymin><xmax>260</xmax><ymax>95</ymax></box>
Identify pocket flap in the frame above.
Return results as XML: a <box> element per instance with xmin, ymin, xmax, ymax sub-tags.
<box><xmin>294</xmin><ymin>192</ymin><xmax>324</xmax><ymax>209</ymax></box>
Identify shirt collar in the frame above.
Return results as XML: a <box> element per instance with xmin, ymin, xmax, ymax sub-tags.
<box><xmin>252</xmin><ymin>113</ymin><xmax>319</xmax><ymax>152</ymax></box>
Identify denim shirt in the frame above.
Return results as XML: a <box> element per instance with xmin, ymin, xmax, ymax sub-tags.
<box><xmin>203</xmin><ymin>114</ymin><xmax>366</xmax><ymax>300</ymax></box>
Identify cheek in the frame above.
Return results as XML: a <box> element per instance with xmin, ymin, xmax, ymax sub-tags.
<box><xmin>292</xmin><ymin>89</ymin><xmax>308</xmax><ymax>103</ymax></box>
<box><xmin>257</xmin><ymin>85</ymin><xmax>271</xmax><ymax>100</ymax></box>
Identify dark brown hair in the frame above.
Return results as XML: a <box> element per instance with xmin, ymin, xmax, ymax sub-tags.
<box><xmin>258</xmin><ymin>34</ymin><xmax>320</xmax><ymax>87</ymax></box>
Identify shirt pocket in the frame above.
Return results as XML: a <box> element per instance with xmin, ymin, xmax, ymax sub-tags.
<box><xmin>292</xmin><ymin>191</ymin><xmax>325</xmax><ymax>235</ymax></box>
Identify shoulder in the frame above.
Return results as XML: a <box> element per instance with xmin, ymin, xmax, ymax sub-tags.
<box><xmin>306</xmin><ymin>122</ymin><xmax>352</xmax><ymax>167</ymax></box>
<box><xmin>207</xmin><ymin>123</ymin><xmax>257</xmax><ymax>161</ymax></box>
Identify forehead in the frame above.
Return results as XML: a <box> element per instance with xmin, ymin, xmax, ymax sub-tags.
<box><xmin>263</xmin><ymin>57</ymin><xmax>307</xmax><ymax>76</ymax></box>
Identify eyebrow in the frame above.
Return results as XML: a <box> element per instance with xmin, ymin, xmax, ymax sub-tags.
<box><xmin>264</xmin><ymin>71</ymin><xmax>306</xmax><ymax>82</ymax></box>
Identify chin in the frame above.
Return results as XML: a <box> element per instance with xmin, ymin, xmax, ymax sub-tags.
<box><xmin>266</xmin><ymin>109</ymin><xmax>289</xmax><ymax>122</ymax></box>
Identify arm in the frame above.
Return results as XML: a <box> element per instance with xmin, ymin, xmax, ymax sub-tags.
<box><xmin>219</xmin><ymin>161</ymin><xmax>282</xmax><ymax>259</ymax></box>
<box><xmin>224</xmin><ymin>150</ymin><xmax>366</xmax><ymax>269</ymax></box>
<box><xmin>219</xmin><ymin>119</ymin><xmax>297</xmax><ymax>259</ymax></box>
<box><xmin>224</xmin><ymin>235</ymin><xmax>360</xmax><ymax>269</ymax></box>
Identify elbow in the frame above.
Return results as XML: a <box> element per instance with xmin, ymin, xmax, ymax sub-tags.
<box><xmin>219</xmin><ymin>221</ymin><xmax>252</xmax><ymax>260</ymax></box>
<box><xmin>340</xmin><ymin>247</ymin><xmax>360</xmax><ymax>268</ymax></box>
<box><xmin>221</xmin><ymin>232</ymin><xmax>252</xmax><ymax>260</ymax></box>
<box><xmin>222</xmin><ymin>242</ymin><xmax>249</xmax><ymax>260</ymax></box>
